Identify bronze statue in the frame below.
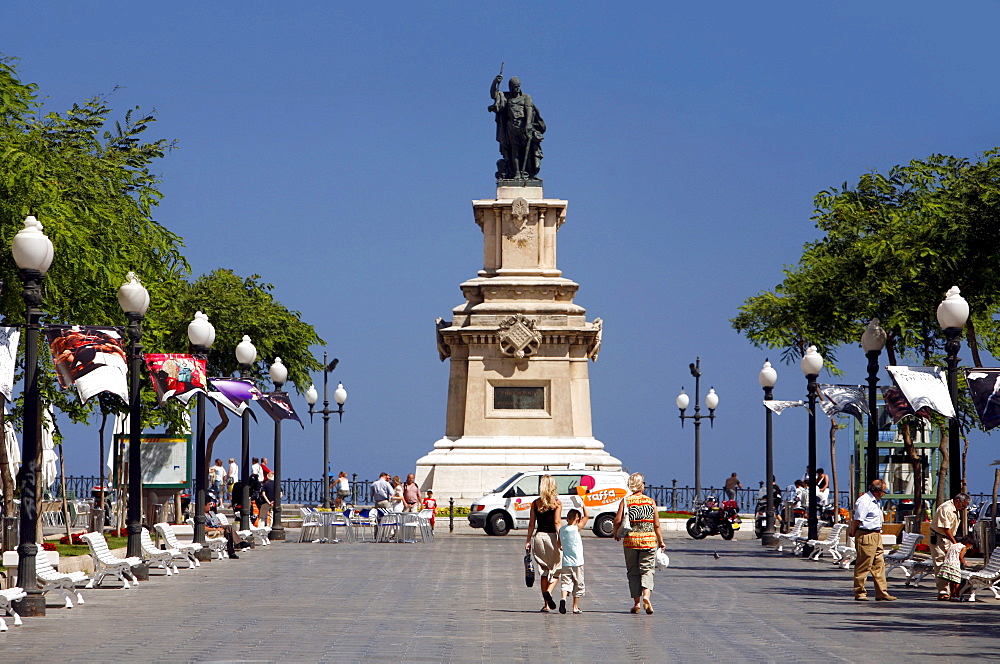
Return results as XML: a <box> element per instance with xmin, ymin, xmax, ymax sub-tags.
<box><xmin>488</xmin><ymin>67</ymin><xmax>545</xmax><ymax>183</ymax></box>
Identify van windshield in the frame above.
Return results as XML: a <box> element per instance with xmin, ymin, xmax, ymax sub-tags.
<box><xmin>493</xmin><ymin>473</ymin><xmax>523</xmax><ymax>494</ymax></box>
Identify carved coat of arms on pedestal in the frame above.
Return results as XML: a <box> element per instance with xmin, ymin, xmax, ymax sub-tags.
<box><xmin>497</xmin><ymin>313</ymin><xmax>542</xmax><ymax>359</ymax></box>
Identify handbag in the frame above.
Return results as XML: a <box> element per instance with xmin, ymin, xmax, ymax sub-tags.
<box><xmin>524</xmin><ymin>551</ymin><xmax>535</xmax><ymax>588</ymax></box>
<box><xmin>616</xmin><ymin>502</ymin><xmax>632</xmax><ymax>539</ymax></box>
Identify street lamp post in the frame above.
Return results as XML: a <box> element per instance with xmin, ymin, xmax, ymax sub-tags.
<box><xmin>268</xmin><ymin>357</ymin><xmax>287</xmax><ymax>540</ymax></box>
<box><xmin>937</xmin><ymin>286</ymin><xmax>970</xmax><ymax>498</ymax></box>
<box><xmin>187</xmin><ymin>311</ymin><xmax>215</xmax><ymax>560</ymax></box>
<box><xmin>801</xmin><ymin>345</ymin><xmax>824</xmax><ymax>546</ymax></box>
<box><xmin>759</xmin><ymin>359</ymin><xmax>777</xmax><ymax>546</ymax></box>
<box><xmin>305</xmin><ymin>352</ymin><xmax>346</xmax><ymax>509</ymax></box>
<box><xmin>676</xmin><ymin>357</ymin><xmax>719</xmax><ymax>502</ymax></box>
<box><xmin>117</xmin><ymin>272</ymin><xmax>150</xmax><ymax>580</ymax></box>
<box><xmin>861</xmin><ymin>318</ymin><xmax>887</xmax><ymax>487</ymax></box>
<box><xmin>235</xmin><ymin>335</ymin><xmax>257</xmax><ymax>531</ymax></box>
<box><xmin>12</xmin><ymin>216</ymin><xmax>53</xmax><ymax>617</ymax></box>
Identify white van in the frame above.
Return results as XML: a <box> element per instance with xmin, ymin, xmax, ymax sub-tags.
<box><xmin>468</xmin><ymin>468</ymin><xmax>630</xmax><ymax>537</ymax></box>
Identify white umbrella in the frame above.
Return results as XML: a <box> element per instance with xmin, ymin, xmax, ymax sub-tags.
<box><xmin>40</xmin><ymin>406</ymin><xmax>58</xmax><ymax>491</ymax></box>
<box><xmin>3</xmin><ymin>413</ymin><xmax>19</xmax><ymax>481</ymax></box>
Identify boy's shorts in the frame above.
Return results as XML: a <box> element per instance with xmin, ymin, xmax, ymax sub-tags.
<box><xmin>560</xmin><ymin>565</ymin><xmax>585</xmax><ymax>597</ymax></box>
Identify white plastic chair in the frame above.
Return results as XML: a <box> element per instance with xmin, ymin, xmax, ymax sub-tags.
<box><xmin>298</xmin><ymin>507</ymin><xmax>322</xmax><ymax>542</ymax></box>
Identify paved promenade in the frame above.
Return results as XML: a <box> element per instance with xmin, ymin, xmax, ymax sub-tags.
<box><xmin>4</xmin><ymin>524</ymin><xmax>999</xmax><ymax>662</ymax></box>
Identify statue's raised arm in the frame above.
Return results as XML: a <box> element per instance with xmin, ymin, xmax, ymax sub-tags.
<box><xmin>487</xmin><ymin>71</ymin><xmax>545</xmax><ymax>184</ymax></box>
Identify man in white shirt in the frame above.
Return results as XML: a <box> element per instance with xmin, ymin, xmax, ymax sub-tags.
<box><xmin>848</xmin><ymin>479</ymin><xmax>896</xmax><ymax>601</ymax></box>
<box><xmin>226</xmin><ymin>458</ymin><xmax>239</xmax><ymax>501</ymax></box>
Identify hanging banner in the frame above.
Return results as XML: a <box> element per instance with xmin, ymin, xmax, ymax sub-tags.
<box><xmin>964</xmin><ymin>368</ymin><xmax>1000</xmax><ymax>431</ymax></box>
<box><xmin>207</xmin><ymin>378</ymin><xmax>262</xmax><ymax>416</ymax></box>
<box><xmin>880</xmin><ymin>386</ymin><xmax>930</xmax><ymax>424</ymax></box>
<box><xmin>45</xmin><ymin>326</ymin><xmax>128</xmax><ymax>404</ymax></box>
<box><xmin>885</xmin><ymin>365</ymin><xmax>954</xmax><ymax>418</ymax></box>
<box><xmin>145</xmin><ymin>354</ymin><xmax>207</xmax><ymax>405</ymax></box>
<box><xmin>257</xmin><ymin>391</ymin><xmax>303</xmax><ymax>428</ymax></box>
<box><xmin>818</xmin><ymin>384</ymin><xmax>869</xmax><ymax>422</ymax></box>
<box><xmin>763</xmin><ymin>400</ymin><xmax>805</xmax><ymax>415</ymax></box>
<box><xmin>0</xmin><ymin>327</ymin><xmax>20</xmax><ymax>401</ymax></box>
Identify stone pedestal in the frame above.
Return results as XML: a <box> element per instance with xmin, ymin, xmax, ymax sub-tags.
<box><xmin>416</xmin><ymin>186</ymin><xmax>620</xmax><ymax>502</ymax></box>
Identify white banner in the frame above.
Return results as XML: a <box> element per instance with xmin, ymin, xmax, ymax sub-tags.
<box><xmin>0</xmin><ymin>327</ymin><xmax>19</xmax><ymax>401</ymax></box>
<box><xmin>763</xmin><ymin>400</ymin><xmax>806</xmax><ymax>415</ymax></box>
<box><xmin>886</xmin><ymin>365</ymin><xmax>955</xmax><ymax>418</ymax></box>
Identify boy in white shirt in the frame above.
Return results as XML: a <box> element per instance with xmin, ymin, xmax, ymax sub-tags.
<box><xmin>557</xmin><ymin>504</ymin><xmax>588</xmax><ymax>614</ymax></box>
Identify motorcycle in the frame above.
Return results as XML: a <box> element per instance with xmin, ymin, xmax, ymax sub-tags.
<box><xmin>753</xmin><ymin>490</ymin><xmax>783</xmax><ymax>538</ymax></box>
<box><xmin>686</xmin><ymin>497</ymin><xmax>741</xmax><ymax>540</ymax></box>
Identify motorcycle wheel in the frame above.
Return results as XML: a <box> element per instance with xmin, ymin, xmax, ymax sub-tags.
<box><xmin>753</xmin><ymin>521</ymin><xmax>764</xmax><ymax>538</ymax></box>
<box><xmin>720</xmin><ymin>522</ymin><xmax>735</xmax><ymax>540</ymax></box>
<box><xmin>686</xmin><ymin>517</ymin><xmax>708</xmax><ymax>539</ymax></box>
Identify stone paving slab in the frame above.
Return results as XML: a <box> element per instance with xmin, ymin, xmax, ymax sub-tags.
<box><xmin>3</xmin><ymin>528</ymin><xmax>999</xmax><ymax>663</ymax></box>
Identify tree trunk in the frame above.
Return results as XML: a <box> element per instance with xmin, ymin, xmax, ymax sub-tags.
<box><xmin>966</xmin><ymin>318</ymin><xmax>984</xmax><ymax>369</ymax></box>
<box><xmin>829</xmin><ymin>417</ymin><xmax>838</xmax><ymax>514</ymax></box>
<box><xmin>936</xmin><ymin>425</ymin><xmax>949</xmax><ymax>509</ymax></box>
<box><xmin>58</xmin><ymin>441</ymin><xmax>72</xmax><ymax>543</ymax></box>
<box><xmin>204</xmin><ymin>402</ymin><xmax>230</xmax><ymax>470</ymax></box>
<box><xmin>900</xmin><ymin>421</ymin><xmax>923</xmax><ymax>522</ymax></box>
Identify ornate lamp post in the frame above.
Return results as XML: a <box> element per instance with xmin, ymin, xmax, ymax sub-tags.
<box><xmin>235</xmin><ymin>334</ymin><xmax>256</xmax><ymax>531</ymax></box>
<box><xmin>801</xmin><ymin>345</ymin><xmax>824</xmax><ymax>545</ymax></box>
<box><xmin>937</xmin><ymin>286</ymin><xmax>970</xmax><ymax>497</ymax></box>
<box><xmin>11</xmin><ymin>215</ymin><xmax>53</xmax><ymax>617</ymax></box>
<box><xmin>759</xmin><ymin>359</ymin><xmax>778</xmax><ymax>546</ymax></box>
<box><xmin>861</xmin><ymin>318</ymin><xmax>887</xmax><ymax>486</ymax></box>
<box><xmin>187</xmin><ymin>311</ymin><xmax>215</xmax><ymax>559</ymax></box>
<box><xmin>305</xmin><ymin>352</ymin><xmax>346</xmax><ymax>509</ymax></box>
<box><xmin>117</xmin><ymin>272</ymin><xmax>150</xmax><ymax>580</ymax></box>
<box><xmin>268</xmin><ymin>357</ymin><xmax>287</xmax><ymax>540</ymax></box>
<box><xmin>676</xmin><ymin>357</ymin><xmax>719</xmax><ymax>502</ymax></box>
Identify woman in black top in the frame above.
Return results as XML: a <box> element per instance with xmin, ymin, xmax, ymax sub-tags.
<box><xmin>524</xmin><ymin>474</ymin><xmax>562</xmax><ymax>611</ymax></box>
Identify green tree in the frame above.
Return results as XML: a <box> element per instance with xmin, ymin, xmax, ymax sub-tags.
<box><xmin>732</xmin><ymin>150</ymin><xmax>1000</xmax><ymax>500</ymax></box>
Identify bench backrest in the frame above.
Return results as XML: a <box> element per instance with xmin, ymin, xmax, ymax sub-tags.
<box><xmin>980</xmin><ymin>547</ymin><xmax>1000</xmax><ymax>577</ymax></box>
<box><xmin>34</xmin><ymin>552</ymin><xmax>60</xmax><ymax>579</ymax></box>
<box><xmin>155</xmin><ymin>522</ymin><xmax>183</xmax><ymax>548</ymax></box>
<box><xmin>217</xmin><ymin>513</ymin><xmax>232</xmax><ymax>527</ymax></box>
<box><xmin>139</xmin><ymin>528</ymin><xmax>160</xmax><ymax>554</ymax></box>
<box><xmin>81</xmin><ymin>532</ymin><xmax>117</xmax><ymax>563</ymax></box>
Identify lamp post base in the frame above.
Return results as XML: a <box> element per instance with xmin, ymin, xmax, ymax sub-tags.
<box><xmin>761</xmin><ymin>532</ymin><xmax>778</xmax><ymax>546</ymax></box>
<box><xmin>130</xmin><ymin>563</ymin><xmax>150</xmax><ymax>581</ymax></box>
<box><xmin>268</xmin><ymin>526</ymin><xmax>285</xmax><ymax>541</ymax></box>
<box><xmin>195</xmin><ymin>548</ymin><xmax>213</xmax><ymax>562</ymax></box>
<box><xmin>11</xmin><ymin>593</ymin><xmax>46</xmax><ymax>617</ymax></box>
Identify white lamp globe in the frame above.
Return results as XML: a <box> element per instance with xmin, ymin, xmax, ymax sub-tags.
<box><xmin>269</xmin><ymin>357</ymin><xmax>288</xmax><ymax>386</ymax></box>
<box><xmin>937</xmin><ymin>286</ymin><xmax>970</xmax><ymax>330</ymax></box>
<box><xmin>117</xmin><ymin>271</ymin><xmax>150</xmax><ymax>315</ymax></box>
<box><xmin>800</xmin><ymin>345</ymin><xmax>823</xmax><ymax>377</ymax></box>
<box><xmin>235</xmin><ymin>335</ymin><xmax>257</xmax><ymax>366</ymax></box>
<box><xmin>187</xmin><ymin>311</ymin><xmax>216</xmax><ymax>349</ymax></box>
<box><xmin>305</xmin><ymin>384</ymin><xmax>318</xmax><ymax>406</ymax></box>
<box><xmin>759</xmin><ymin>360</ymin><xmax>777</xmax><ymax>388</ymax></box>
<box><xmin>12</xmin><ymin>216</ymin><xmax>54</xmax><ymax>274</ymax></box>
<box><xmin>334</xmin><ymin>382</ymin><xmax>348</xmax><ymax>406</ymax></box>
<box><xmin>705</xmin><ymin>387</ymin><xmax>719</xmax><ymax>410</ymax></box>
<box><xmin>675</xmin><ymin>390</ymin><xmax>690</xmax><ymax>410</ymax></box>
<box><xmin>861</xmin><ymin>318</ymin><xmax>887</xmax><ymax>352</ymax></box>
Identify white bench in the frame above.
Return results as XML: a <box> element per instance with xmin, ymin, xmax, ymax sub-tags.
<box><xmin>775</xmin><ymin>518</ymin><xmax>806</xmax><ymax>553</ymax></box>
<box><xmin>139</xmin><ymin>527</ymin><xmax>184</xmax><ymax>575</ymax></box>
<box><xmin>35</xmin><ymin>552</ymin><xmax>90</xmax><ymax>608</ymax></box>
<box><xmin>217</xmin><ymin>513</ymin><xmax>267</xmax><ymax>547</ymax></box>
<box><xmin>885</xmin><ymin>531</ymin><xmax>924</xmax><ymax>579</ymax></box>
<box><xmin>0</xmin><ymin>587</ymin><xmax>26</xmax><ymax>631</ymax></box>
<box><xmin>959</xmin><ymin>548</ymin><xmax>1000</xmax><ymax>602</ymax></box>
<box><xmin>80</xmin><ymin>532</ymin><xmax>141</xmax><ymax>589</ymax></box>
<box><xmin>154</xmin><ymin>523</ymin><xmax>202</xmax><ymax>567</ymax></box>
<box><xmin>805</xmin><ymin>524</ymin><xmax>849</xmax><ymax>561</ymax></box>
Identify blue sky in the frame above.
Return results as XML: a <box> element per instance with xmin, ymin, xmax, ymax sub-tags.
<box><xmin>5</xmin><ymin>1</ymin><xmax>1000</xmax><ymax>494</ymax></box>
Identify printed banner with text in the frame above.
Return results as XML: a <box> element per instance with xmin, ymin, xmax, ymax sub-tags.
<box><xmin>45</xmin><ymin>326</ymin><xmax>128</xmax><ymax>404</ymax></box>
<box><xmin>885</xmin><ymin>365</ymin><xmax>955</xmax><ymax>419</ymax></box>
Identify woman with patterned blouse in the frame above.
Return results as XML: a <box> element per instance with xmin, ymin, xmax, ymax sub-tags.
<box><xmin>613</xmin><ymin>472</ymin><xmax>665</xmax><ymax>614</ymax></box>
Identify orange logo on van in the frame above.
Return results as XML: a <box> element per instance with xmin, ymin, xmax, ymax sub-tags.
<box><xmin>582</xmin><ymin>487</ymin><xmax>627</xmax><ymax>506</ymax></box>
<box><xmin>514</xmin><ymin>499</ymin><xmax>532</xmax><ymax>511</ymax></box>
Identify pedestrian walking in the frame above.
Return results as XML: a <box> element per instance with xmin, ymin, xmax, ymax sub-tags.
<box><xmin>848</xmin><ymin>479</ymin><xmax>896</xmax><ymax>601</ymax></box>
<box><xmin>558</xmin><ymin>504</ymin><xmax>588</xmax><ymax>614</ymax></box>
<box><xmin>524</xmin><ymin>474</ymin><xmax>562</xmax><ymax>612</ymax></box>
<box><xmin>613</xmin><ymin>472</ymin><xmax>665</xmax><ymax>614</ymax></box>
<box><xmin>931</xmin><ymin>492</ymin><xmax>970</xmax><ymax>600</ymax></box>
